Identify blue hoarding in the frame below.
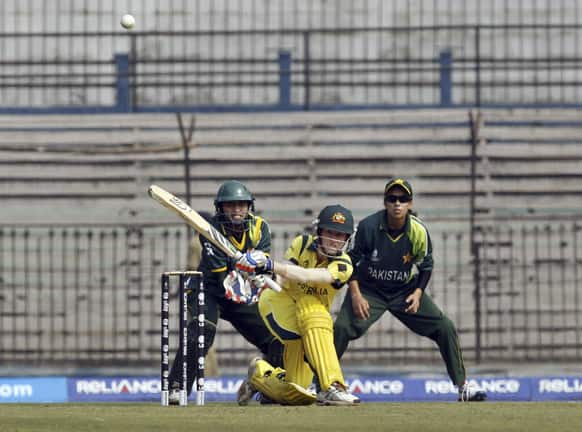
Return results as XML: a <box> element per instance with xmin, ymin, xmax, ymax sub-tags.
<box><xmin>0</xmin><ymin>377</ymin><xmax>67</xmax><ymax>403</ymax></box>
<box><xmin>67</xmin><ymin>376</ymin><xmax>244</xmax><ymax>402</ymax></box>
<box><xmin>532</xmin><ymin>377</ymin><xmax>582</xmax><ymax>401</ymax></box>
<box><xmin>347</xmin><ymin>377</ymin><xmax>530</xmax><ymax>402</ymax></box>
<box><xmin>3</xmin><ymin>374</ymin><xmax>582</xmax><ymax>403</ymax></box>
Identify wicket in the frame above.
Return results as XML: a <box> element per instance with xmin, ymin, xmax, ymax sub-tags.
<box><xmin>160</xmin><ymin>271</ymin><xmax>205</xmax><ymax>406</ymax></box>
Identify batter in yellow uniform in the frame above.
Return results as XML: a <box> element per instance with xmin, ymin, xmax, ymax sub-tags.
<box><xmin>235</xmin><ymin>205</ymin><xmax>360</xmax><ymax>406</ymax></box>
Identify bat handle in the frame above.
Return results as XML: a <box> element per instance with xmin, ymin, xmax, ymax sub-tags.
<box><xmin>234</xmin><ymin>251</ymin><xmax>281</xmax><ymax>292</ymax></box>
<box><xmin>264</xmin><ymin>276</ymin><xmax>282</xmax><ymax>292</ymax></box>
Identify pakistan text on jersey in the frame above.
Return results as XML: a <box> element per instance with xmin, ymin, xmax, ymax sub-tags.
<box><xmin>298</xmin><ymin>282</ymin><xmax>329</xmax><ymax>296</ymax></box>
<box><xmin>367</xmin><ymin>267</ymin><xmax>409</xmax><ymax>282</ymax></box>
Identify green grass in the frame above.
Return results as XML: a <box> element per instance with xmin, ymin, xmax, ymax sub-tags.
<box><xmin>1</xmin><ymin>402</ymin><xmax>581</xmax><ymax>432</ymax></box>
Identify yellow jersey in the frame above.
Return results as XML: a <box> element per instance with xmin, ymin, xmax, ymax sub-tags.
<box><xmin>283</xmin><ymin>234</ymin><xmax>353</xmax><ymax>310</ymax></box>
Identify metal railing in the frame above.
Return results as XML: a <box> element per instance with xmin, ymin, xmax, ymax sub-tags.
<box><xmin>3</xmin><ymin>25</ymin><xmax>582</xmax><ymax>112</ymax></box>
<box><xmin>1</xmin><ymin>222</ymin><xmax>581</xmax><ymax>368</ymax></box>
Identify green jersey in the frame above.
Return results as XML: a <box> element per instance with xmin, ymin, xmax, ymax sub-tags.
<box><xmin>198</xmin><ymin>213</ymin><xmax>271</xmax><ymax>296</ymax></box>
<box><xmin>349</xmin><ymin>210</ymin><xmax>433</xmax><ymax>294</ymax></box>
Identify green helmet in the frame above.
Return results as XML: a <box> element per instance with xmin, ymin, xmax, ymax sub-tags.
<box><xmin>214</xmin><ymin>180</ymin><xmax>254</xmax><ymax>209</ymax></box>
<box><xmin>316</xmin><ymin>204</ymin><xmax>354</xmax><ymax>235</ymax></box>
<box><xmin>214</xmin><ymin>181</ymin><xmax>255</xmax><ymax>233</ymax></box>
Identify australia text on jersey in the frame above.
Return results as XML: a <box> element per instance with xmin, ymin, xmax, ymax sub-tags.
<box><xmin>297</xmin><ymin>281</ymin><xmax>329</xmax><ymax>296</ymax></box>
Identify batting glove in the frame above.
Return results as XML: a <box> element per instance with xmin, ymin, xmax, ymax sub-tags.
<box><xmin>236</xmin><ymin>250</ymin><xmax>273</xmax><ymax>273</ymax></box>
<box><xmin>223</xmin><ymin>271</ymin><xmax>257</xmax><ymax>305</ymax></box>
<box><xmin>248</xmin><ymin>274</ymin><xmax>269</xmax><ymax>298</ymax></box>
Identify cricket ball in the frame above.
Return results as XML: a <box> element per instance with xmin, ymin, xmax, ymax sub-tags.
<box><xmin>120</xmin><ymin>14</ymin><xmax>135</xmax><ymax>30</ymax></box>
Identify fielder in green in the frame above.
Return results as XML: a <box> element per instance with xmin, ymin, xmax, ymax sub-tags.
<box><xmin>334</xmin><ymin>178</ymin><xmax>487</xmax><ymax>402</ymax></box>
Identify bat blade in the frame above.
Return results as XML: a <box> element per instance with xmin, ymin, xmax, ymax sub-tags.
<box><xmin>148</xmin><ymin>184</ymin><xmax>282</xmax><ymax>292</ymax></box>
<box><xmin>148</xmin><ymin>184</ymin><xmax>240</xmax><ymax>258</ymax></box>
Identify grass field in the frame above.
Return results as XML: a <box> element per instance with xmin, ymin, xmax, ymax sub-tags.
<box><xmin>1</xmin><ymin>402</ymin><xmax>581</xmax><ymax>432</ymax></box>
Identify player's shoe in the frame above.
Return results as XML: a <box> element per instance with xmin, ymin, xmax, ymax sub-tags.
<box><xmin>257</xmin><ymin>393</ymin><xmax>277</xmax><ymax>405</ymax></box>
<box><xmin>458</xmin><ymin>381</ymin><xmax>487</xmax><ymax>402</ymax></box>
<box><xmin>236</xmin><ymin>356</ymin><xmax>261</xmax><ymax>406</ymax></box>
<box><xmin>237</xmin><ymin>380</ymin><xmax>257</xmax><ymax>406</ymax></box>
<box><xmin>168</xmin><ymin>388</ymin><xmax>180</xmax><ymax>405</ymax></box>
<box><xmin>316</xmin><ymin>382</ymin><xmax>360</xmax><ymax>406</ymax></box>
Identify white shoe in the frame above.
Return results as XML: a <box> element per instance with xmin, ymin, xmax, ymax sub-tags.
<box><xmin>316</xmin><ymin>382</ymin><xmax>360</xmax><ymax>406</ymax></box>
<box><xmin>168</xmin><ymin>388</ymin><xmax>180</xmax><ymax>406</ymax></box>
<box><xmin>237</xmin><ymin>357</ymin><xmax>261</xmax><ymax>406</ymax></box>
<box><xmin>458</xmin><ymin>381</ymin><xmax>487</xmax><ymax>402</ymax></box>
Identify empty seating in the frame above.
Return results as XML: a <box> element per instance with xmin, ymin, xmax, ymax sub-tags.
<box><xmin>2</xmin><ymin>109</ymin><xmax>582</xmax><ymax>366</ymax></box>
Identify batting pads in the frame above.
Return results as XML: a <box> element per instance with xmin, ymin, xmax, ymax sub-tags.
<box><xmin>250</xmin><ymin>359</ymin><xmax>316</xmax><ymax>405</ymax></box>
<box><xmin>296</xmin><ymin>296</ymin><xmax>345</xmax><ymax>390</ymax></box>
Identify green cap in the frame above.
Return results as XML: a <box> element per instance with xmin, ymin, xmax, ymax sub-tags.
<box><xmin>316</xmin><ymin>204</ymin><xmax>354</xmax><ymax>235</ymax></box>
<box><xmin>384</xmin><ymin>178</ymin><xmax>413</xmax><ymax>197</ymax></box>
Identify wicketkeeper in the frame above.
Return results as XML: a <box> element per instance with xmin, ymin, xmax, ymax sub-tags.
<box><xmin>167</xmin><ymin>180</ymin><xmax>283</xmax><ymax>404</ymax></box>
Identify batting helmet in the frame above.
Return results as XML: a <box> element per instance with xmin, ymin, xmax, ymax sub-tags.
<box><xmin>315</xmin><ymin>204</ymin><xmax>354</xmax><ymax>235</ymax></box>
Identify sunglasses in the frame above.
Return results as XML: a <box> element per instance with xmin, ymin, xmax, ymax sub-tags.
<box><xmin>385</xmin><ymin>195</ymin><xmax>412</xmax><ymax>204</ymax></box>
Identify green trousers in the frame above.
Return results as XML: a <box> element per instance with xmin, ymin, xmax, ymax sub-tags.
<box><xmin>334</xmin><ymin>288</ymin><xmax>466</xmax><ymax>386</ymax></box>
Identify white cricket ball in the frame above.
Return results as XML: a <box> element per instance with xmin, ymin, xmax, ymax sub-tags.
<box><xmin>120</xmin><ymin>14</ymin><xmax>135</xmax><ymax>30</ymax></box>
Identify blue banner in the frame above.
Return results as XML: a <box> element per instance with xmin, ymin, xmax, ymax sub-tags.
<box><xmin>0</xmin><ymin>377</ymin><xmax>67</xmax><ymax>403</ymax></box>
<box><xmin>67</xmin><ymin>376</ymin><xmax>245</xmax><ymax>402</ymax></box>
<box><xmin>3</xmin><ymin>374</ymin><xmax>582</xmax><ymax>403</ymax></box>
<box><xmin>532</xmin><ymin>377</ymin><xmax>582</xmax><ymax>401</ymax></box>
<box><xmin>346</xmin><ymin>377</ymin><xmax>530</xmax><ymax>402</ymax></box>
<box><xmin>68</xmin><ymin>376</ymin><xmax>161</xmax><ymax>402</ymax></box>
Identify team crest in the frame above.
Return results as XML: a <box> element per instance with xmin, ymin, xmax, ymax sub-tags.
<box><xmin>331</xmin><ymin>212</ymin><xmax>346</xmax><ymax>224</ymax></box>
<box><xmin>402</xmin><ymin>252</ymin><xmax>413</xmax><ymax>264</ymax></box>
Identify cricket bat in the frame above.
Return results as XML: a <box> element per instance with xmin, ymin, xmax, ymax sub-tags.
<box><xmin>148</xmin><ymin>184</ymin><xmax>281</xmax><ymax>292</ymax></box>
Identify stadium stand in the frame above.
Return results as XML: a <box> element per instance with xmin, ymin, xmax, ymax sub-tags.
<box><xmin>2</xmin><ymin>109</ymin><xmax>582</xmax><ymax>366</ymax></box>
<box><xmin>1</xmin><ymin>109</ymin><xmax>581</xmax><ymax>226</ymax></box>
